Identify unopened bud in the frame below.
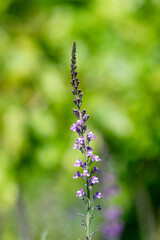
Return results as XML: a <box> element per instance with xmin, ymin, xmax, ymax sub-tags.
<box><xmin>73</xmin><ymin>108</ymin><xmax>80</xmax><ymax>119</ymax></box>
<box><xmin>83</xmin><ymin>114</ymin><xmax>89</xmax><ymax>123</ymax></box>
<box><xmin>79</xmin><ymin>93</ymin><xmax>84</xmax><ymax>99</ymax></box>
<box><xmin>74</xmin><ymin>99</ymin><xmax>77</xmax><ymax>105</ymax></box>
<box><xmin>77</xmin><ymin>98</ymin><xmax>82</xmax><ymax>108</ymax></box>
<box><xmin>78</xmin><ymin>89</ymin><xmax>81</xmax><ymax>95</ymax></box>
<box><xmin>82</xmin><ymin>109</ymin><xmax>86</xmax><ymax>117</ymax></box>
<box><xmin>72</xmin><ymin>89</ymin><xmax>76</xmax><ymax>95</ymax></box>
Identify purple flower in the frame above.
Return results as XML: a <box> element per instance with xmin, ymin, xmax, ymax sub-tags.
<box><xmin>86</xmin><ymin>146</ymin><xmax>94</xmax><ymax>157</ymax></box>
<box><xmin>93</xmin><ymin>192</ymin><xmax>103</xmax><ymax>201</ymax></box>
<box><xmin>74</xmin><ymin>158</ymin><xmax>83</xmax><ymax>167</ymax></box>
<box><xmin>91</xmin><ymin>155</ymin><xmax>101</xmax><ymax>162</ymax></box>
<box><xmin>72</xmin><ymin>143</ymin><xmax>82</xmax><ymax>151</ymax></box>
<box><xmin>93</xmin><ymin>205</ymin><xmax>101</xmax><ymax>210</ymax></box>
<box><xmin>70</xmin><ymin>119</ymin><xmax>83</xmax><ymax>134</ymax></box>
<box><xmin>86</xmin><ymin>146</ymin><xmax>93</xmax><ymax>151</ymax></box>
<box><xmin>91</xmin><ymin>167</ymin><xmax>100</xmax><ymax>174</ymax></box>
<box><xmin>77</xmin><ymin>119</ymin><xmax>83</xmax><ymax>126</ymax></box>
<box><xmin>87</xmin><ymin>131</ymin><xmax>96</xmax><ymax>143</ymax></box>
<box><xmin>72</xmin><ymin>136</ymin><xmax>85</xmax><ymax>150</ymax></box>
<box><xmin>83</xmin><ymin>169</ymin><xmax>90</xmax><ymax>177</ymax></box>
<box><xmin>73</xmin><ymin>171</ymin><xmax>82</xmax><ymax>179</ymax></box>
<box><xmin>70</xmin><ymin>123</ymin><xmax>78</xmax><ymax>132</ymax></box>
<box><xmin>77</xmin><ymin>136</ymin><xmax>84</xmax><ymax>144</ymax></box>
<box><xmin>83</xmin><ymin>114</ymin><xmax>89</xmax><ymax>123</ymax></box>
<box><xmin>75</xmin><ymin>136</ymin><xmax>85</xmax><ymax>148</ymax></box>
<box><xmin>76</xmin><ymin>188</ymin><xmax>85</xmax><ymax>197</ymax></box>
<box><xmin>90</xmin><ymin>176</ymin><xmax>99</xmax><ymax>185</ymax></box>
<box><xmin>86</xmin><ymin>150</ymin><xmax>93</xmax><ymax>157</ymax></box>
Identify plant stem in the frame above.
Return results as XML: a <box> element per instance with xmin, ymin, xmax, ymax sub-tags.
<box><xmin>86</xmin><ymin>179</ymin><xmax>91</xmax><ymax>240</ymax></box>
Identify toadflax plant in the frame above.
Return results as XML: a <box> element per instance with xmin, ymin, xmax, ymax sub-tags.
<box><xmin>70</xmin><ymin>42</ymin><xmax>103</xmax><ymax>240</ymax></box>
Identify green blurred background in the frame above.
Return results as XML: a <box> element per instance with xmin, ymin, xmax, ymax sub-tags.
<box><xmin>0</xmin><ymin>0</ymin><xmax>160</xmax><ymax>239</ymax></box>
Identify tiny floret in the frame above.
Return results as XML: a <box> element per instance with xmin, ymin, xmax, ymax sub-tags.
<box><xmin>92</xmin><ymin>155</ymin><xmax>101</xmax><ymax>162</ymax></box>
<box><xmin>86</xmin><ymin>146</ymin><xmax>94</xmax><ymax>157</ymax></box>
<box><xmin>90</xmin><ymin>176</ymin><xmax>99</xmax><ymax>185</ymax></box>
<box><xmin>87</xmin><ymin>131</ymin><xmax>96</xmax><ymax>143</ymax></box>
<box><xmin>93</xmin><ymin>205</ymin><xmax>101</xmax><ymax>210</ymax></box>
<box><xmin>70</xmin><ymin>119</ymin><xmax>83</xmax><ymax>134</ymax></box>
<box><xmin>76</xmin><ymin>188</ymin><xmax>85</xmax><ymax>197</ymax></box>
<box><xmin>74</xmin><ymin>158</ymin><xmax>83</xmax><ymax>167</ymax></box>
<box><xmin>70</xmin><ymin>123</ymin><xmax>77</xmax><ymax>131</ymax></box>
<box><xmin>91</xmin><ymin>167</ymin><xmax>100</xmax><ymax>174</ymax></box>
<box><xmin>73</xmin><ymin>171</ymin><xmax>81</xmax><ymax>179</ymax></box>
<box><xmin>93</xmin><ymin>192</ymin><xmax>103</xmax><ymax>200</ymax></box>
<box><xmin>83</xmin><ymin>169</ymin><xmax>90</xmax><ymax>177</ymax></box>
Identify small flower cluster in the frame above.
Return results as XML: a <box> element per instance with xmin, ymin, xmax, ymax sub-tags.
<box><xmin>70</xmin><ymin>42</ymin><xmax>102</xmax><ymax>240</ymax></box>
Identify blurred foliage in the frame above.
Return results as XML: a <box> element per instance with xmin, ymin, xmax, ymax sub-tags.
<box><xmin>0</xmin><ymin>0</ymin><xmax>160</xmax><ymax>239</ymax></box>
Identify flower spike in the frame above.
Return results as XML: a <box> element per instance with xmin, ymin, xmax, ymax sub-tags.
<box><xmin>70</xmin><ymin>42</ymin><xmax>102</xmax><ymax>239</ymax></box>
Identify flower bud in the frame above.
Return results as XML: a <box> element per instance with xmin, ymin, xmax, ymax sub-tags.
<box><xmin>74</xmin><ymin>99</ymin><xmax>77</xmax><ymax>106</ymax></box>
<box><xmin>77</xmin><ymin>98</ymin><xmax>82</xmax><ymax>108</ymax></box>
<box><xmin>78</xmin><ymin>89</ymin><xmax>81</xmax><ymax>95</ymax></box>
<box><xmin>82</xmin><ymin>109</ymin><xmax>86</xmax><ymax>117</ymax></box>
<box><xmin>79</xmin><ymin>93</ymin><xmax>84</xmax><ymax>99</ymax></box>
<box><xmin>72</xmin><ymin>90</ymin><xmax>76</xmax><ymax>95</ymax></box>
<box><xmin>73</xmin><ymin>108</ymin><xmax>80</xmax><ymax>119</ymax></box>
<box><xmin>83</xmin><ymin>114</ymin><xmax>89</xmax><ymax>123</ymax></box>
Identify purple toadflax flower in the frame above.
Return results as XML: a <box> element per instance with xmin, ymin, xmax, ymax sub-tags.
<box><xmin>70</xmin><ymin>42</ymin><xmax>102</xmax><ymax>240</ymax></box>
<box><xmin>93</xmin><ymin>192</ymin><xmax>103</xmax><ymax>201</ymax></box>
<box><xmin>74</xmin><ymin>158</ymin><xmax>83</xmax><ymax>167</ymax></box>
<box><xmin>76</xmin><ymin>188</ymin><xmax>85</xmax><ymax>197</ymax></box>
<box><xmin>90</xmin><ymin>176</ymin><xmax>99</xmax><ymax>185</ymax></box>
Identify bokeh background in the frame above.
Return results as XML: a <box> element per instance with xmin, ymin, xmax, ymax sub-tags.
<box><xmin>0</xmin><ymin>0</ymin><xmax>160</xmax><ymax>239</ymax></box>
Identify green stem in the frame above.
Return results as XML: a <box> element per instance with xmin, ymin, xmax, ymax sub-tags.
<box><xmin>86</xmin><ymin>179</ymin><xmax>91</xmax><ymax>240</ymax></box>
<box><xmin>86</xmin><ymin>207</ymin><xmax>90</xmax><ymax>239</ymax></box>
